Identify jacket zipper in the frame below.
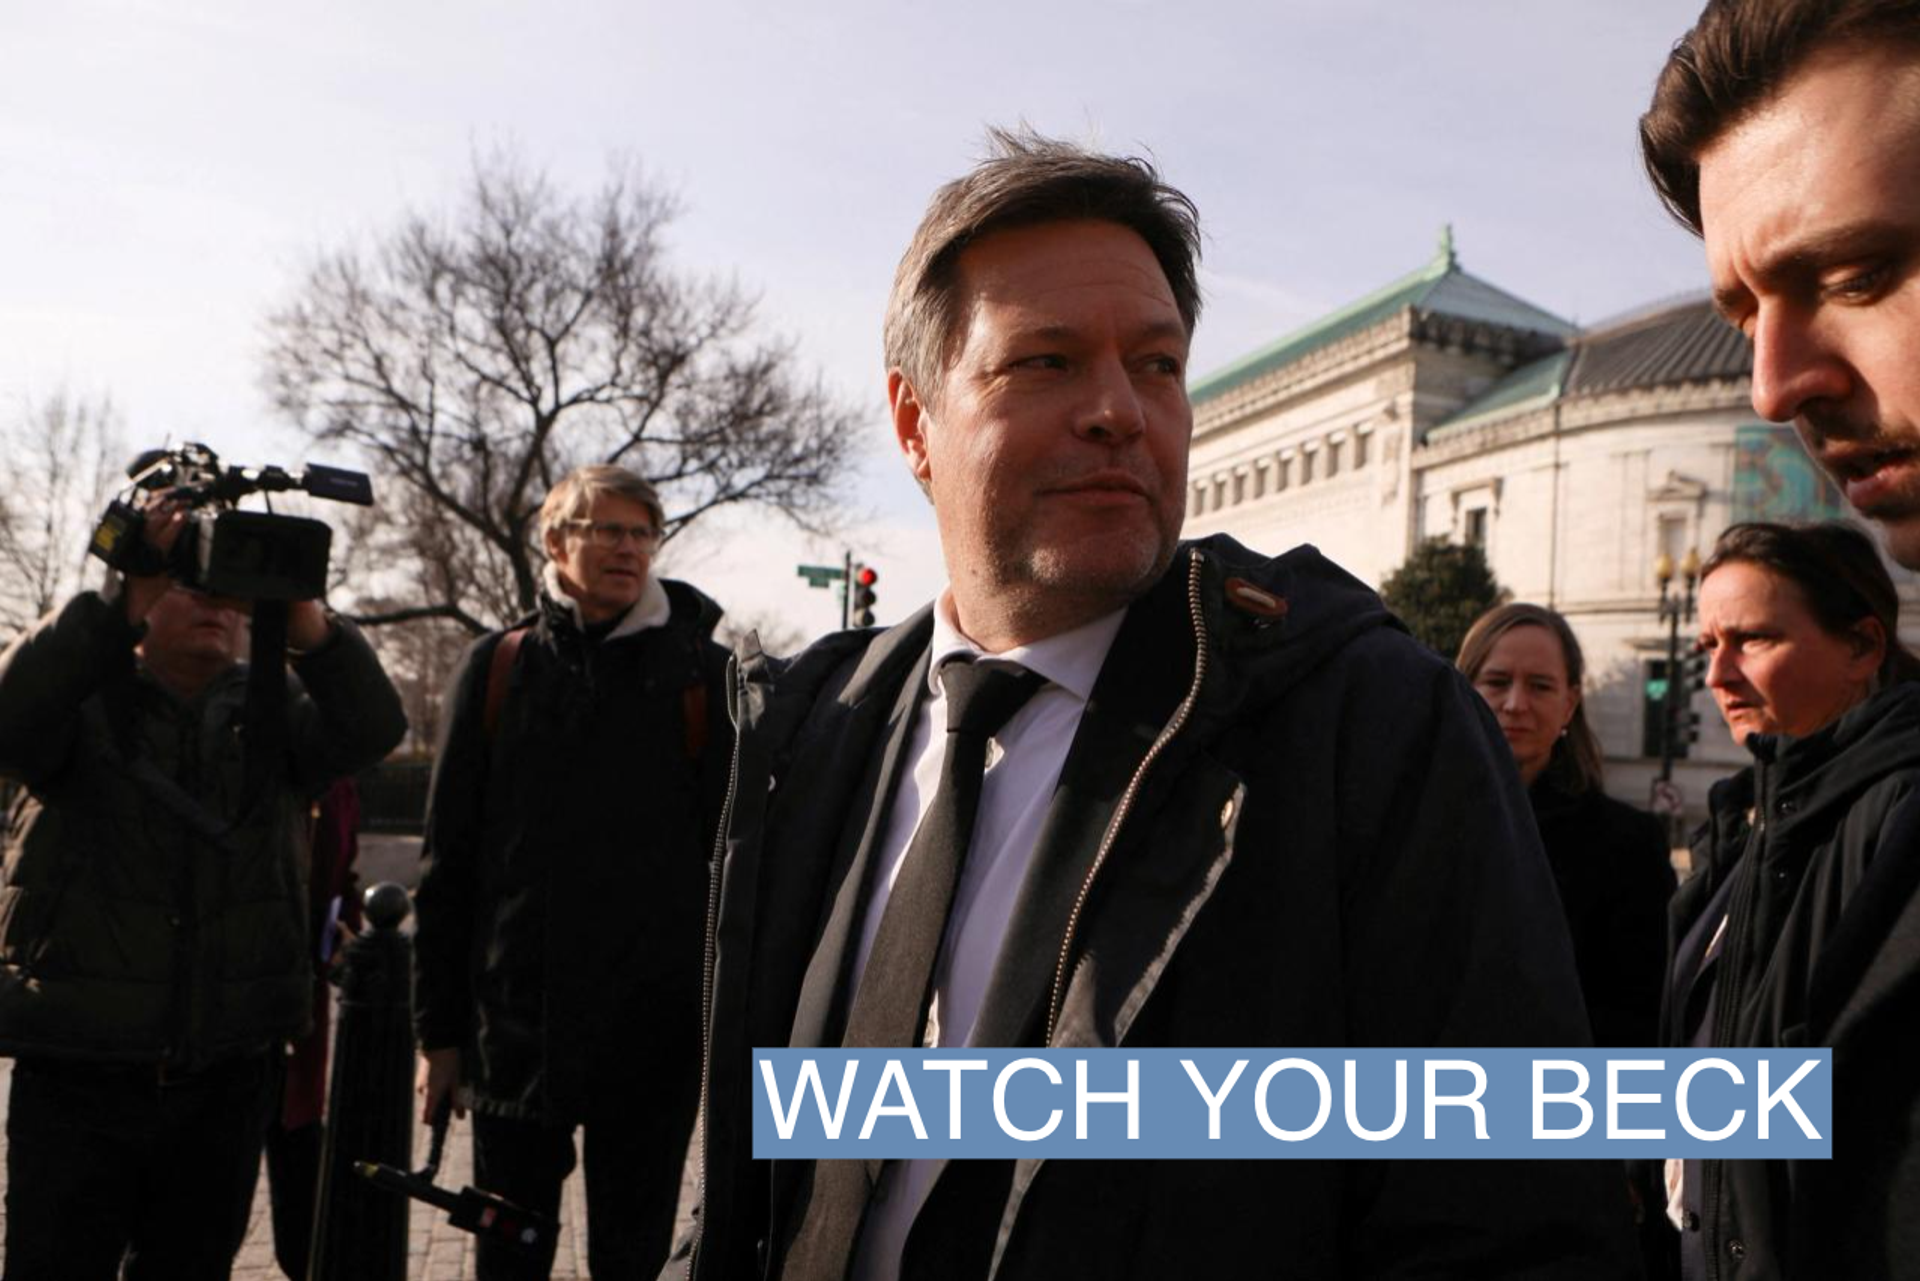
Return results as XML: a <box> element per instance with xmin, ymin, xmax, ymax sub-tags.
<box><xmin>1044</xmin><ymin>548</ymin><xmax>1210</xmax><ymax>1046</ymax></box>
<box><xmin>1700</xmin><ymin>764</ymin><xmax>1768</xmax><ymax>1281</ymax></box>
<box><xmin>691</xmin><ymin>657</ymin><xmax>746</xmax><ymax>1279</ymax></box>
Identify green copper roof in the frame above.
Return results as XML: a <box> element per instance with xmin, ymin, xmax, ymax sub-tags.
<box><xmin>1426</xmin><ymin>295</ymin><xmax>1751</xmax><ymax>442</ymax></box>
<box><xmin>1426</xmin><ymin>351</ymin><xmax>1571</xmax><ymax>439</ymax></box>
<box><xmin>1190</xmin><ymin>231</ymin><xmax>1574</xmax><ymax>405</ymax></box>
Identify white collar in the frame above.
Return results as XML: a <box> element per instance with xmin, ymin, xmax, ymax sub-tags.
<box><xmin>926</xmin><ymin>589</ymin><xmax>1127</xmax><ymax>704</ymax></box>
<box><xmin>542</xmin><ymin>561</ymin><xmax>671</xmax><ymax>639</ymax></box>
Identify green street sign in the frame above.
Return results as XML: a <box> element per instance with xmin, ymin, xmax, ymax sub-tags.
<box><xmin>797</xmin><ymin>564</ymin><xmax>846</xmax><ymax>588</ymax></box>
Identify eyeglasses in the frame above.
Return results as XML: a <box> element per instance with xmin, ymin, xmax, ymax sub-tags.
<box><xmin>562</xmin><ymin>520</ymin><xmax>661</xmax><ymax>551</ymax></box>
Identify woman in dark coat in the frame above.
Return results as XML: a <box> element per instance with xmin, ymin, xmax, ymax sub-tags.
<box><xmin>1458</xmin><ymin>602</ymin><xmax>1677</xmax><ymax>1048</ymax></box>
<box><xmin>1669</xmin><ymin>521</ymin><xmax>1920</xmax><ymax>1281</ymax></box>
<box><xmin>1461</xmin><ymin>602</ymin><xmax>1681</xmax><ymax>1277</ymax></box>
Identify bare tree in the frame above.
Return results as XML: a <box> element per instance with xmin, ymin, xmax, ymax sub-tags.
<box><xmin>348</xmin><ymin>590</ymin><xmax>473</xmax><ymax>755</ymax></box>
<box><xmin>0</xmin><ymin>390</ymin><xmax>123</xmax><ymax>635</ymax></box>
<box><xmin>264</xmin><ymin>155</ymin><xmax>860</xmax><ymax>635</ymax></box>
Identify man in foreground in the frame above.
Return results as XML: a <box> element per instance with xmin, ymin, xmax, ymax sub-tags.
<box><xmin>685</xmin><ymin>130</ymin><xmax>1635</xmax><ymax>1280</ymax></box>
<box><xmin>1642</xmin><ymin>0</ymin><xmax>1920</xmax><ymax>570</ymax></box>
<box><xmin>1643</xmin><ymin>5</ymin><xmax>1920</xmax><ymax>1276</ymax></box>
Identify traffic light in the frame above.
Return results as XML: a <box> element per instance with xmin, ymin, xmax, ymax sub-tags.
<box><xmin>1669</xmin><ymin>701</ymin><xmax>1703</xmax><ymax>746</ymax></box>
<box><xmin>852</xmin><ymin>563</ymin><xmax>879</xmax><ymax>627</ymax></box>
<box><xmin>1669</xmin><ymin>649</ymin><xmax>1707</xmax><ymax>747</ymax></box>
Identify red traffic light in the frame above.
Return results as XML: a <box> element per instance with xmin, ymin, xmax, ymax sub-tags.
<box><xmin>852</xmin><ymin>561</ymin><xmax>878</xmax><ymax>626</ymax></box>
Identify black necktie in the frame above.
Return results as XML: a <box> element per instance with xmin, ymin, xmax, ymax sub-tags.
<box><xmin>781</xmin><ymin>657</ymin><xmax>1046</xmax><ymax>1281</ymax></box>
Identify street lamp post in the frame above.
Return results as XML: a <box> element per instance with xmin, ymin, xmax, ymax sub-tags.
<box><xmin>1655</xmin><ymin>547</ymin><xmax>1702</xmax><ymax>787</ymax></box>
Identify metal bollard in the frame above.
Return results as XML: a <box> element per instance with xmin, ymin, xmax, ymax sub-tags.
<box><xmin>309</xmin><ymin>881</ymin><xmax>415</xmax><ymax>1281</ymax></box>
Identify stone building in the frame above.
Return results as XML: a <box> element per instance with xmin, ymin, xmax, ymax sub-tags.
<box><xmin>1184</xmin><ymin>232</ymin><xmax>1875</xmax><ymax>825</ymax></box>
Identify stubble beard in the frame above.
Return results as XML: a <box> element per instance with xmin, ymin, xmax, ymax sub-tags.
<box><xmin>1800</xmin><ymin>406</ymin><xmax>1920</xmax><ymax>565</ymax></box>
<box><xmin>1875</xmin><ymin>515</ymin><xmax>1920</xmax><ymax>571</ymax></box>
<box><xmin>987</xmin><ymin>509</ymin><xmax>1181</xmax><ymax>628</ymax></box>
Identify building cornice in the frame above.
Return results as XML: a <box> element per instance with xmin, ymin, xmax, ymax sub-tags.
<box><xmin>1194</xmin><ymin>310</ymin><xmax>1418</xmax><ymax>437</ymax></box>
<box><xmin>1558</xmin><ymin>379</ymin><xmax>1749</xmax><ymax>429</ymax></box>
<box><xmin>1413</xmin><ymin>377</ymin><xmax>1753</xmax><ymax>467</ymax></box>
<box><xmin>1193</xmin><ymin>307</ymin><xmax>1558</xmax><ymax>441</ymax></box>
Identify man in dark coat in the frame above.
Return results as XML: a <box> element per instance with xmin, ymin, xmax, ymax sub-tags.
<box><xmin>0</xmin><ymin>493</ymin><xmax>407</xmax><ymax>1281</ymax></box>
<box><xmin>414</xmin><ymin>464</ymin><xmax>730</xmax><ymax>1280</ymax></box>
<box><xmin>680</xmin><ymin>131</ymin><xmax>1637</xmax><ymax>1281</ymax></box>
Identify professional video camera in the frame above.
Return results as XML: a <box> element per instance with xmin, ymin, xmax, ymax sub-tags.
<box><xmin>89</xmin><ymin>443</ymin><xmax>373</xmax><ymax>600</ymax></box>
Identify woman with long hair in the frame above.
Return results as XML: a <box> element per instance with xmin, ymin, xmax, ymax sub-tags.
<box><xmin>1462</xmin><ymin>602</ymin><xmax>1683</xmax><ymax>1277</ymax></box>
<box><xmin>1457</xmin><ymin>603</ymin><xmax>1676</xmax><ymax>1047</ymax></box>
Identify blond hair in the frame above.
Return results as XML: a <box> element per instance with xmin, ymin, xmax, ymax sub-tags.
<box><xmin>537</xmin><ymin>464</ymin><xmax>664</xmax><ymax>551</ymax></box>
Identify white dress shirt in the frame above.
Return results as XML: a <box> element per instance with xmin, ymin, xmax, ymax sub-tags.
<box><xmin>849</xmin><ymin>590</ymin><xmax>1125</xmax><ymax>1281</ymax></box>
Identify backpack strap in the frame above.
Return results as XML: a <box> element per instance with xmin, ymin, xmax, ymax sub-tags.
<box><xmin>484</xmin><ymin>626</ymin><xmax>532</xmax><ymax>741</ymax></box>
<box><xmin>486</xmin><ymin>620</ymin><xmax>704</xmax><ymax>757</ymax></box>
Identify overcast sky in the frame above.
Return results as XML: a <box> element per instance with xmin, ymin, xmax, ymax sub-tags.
<box><xmin>0</xmin><ymin>1</ymin><xmax>1714</xmax><ymax>637</ymax></box>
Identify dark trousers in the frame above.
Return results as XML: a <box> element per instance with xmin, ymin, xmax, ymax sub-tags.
<box><xmin>472</xmin><ymin>1104</ymin><xmax>694</xmax><ymax>1281</ymax></box>
<box><xmin>265</xmin><ymin>1117</ymin><xmax>324</xmax><ymax>1281</ymax></box>
<box><xmin>2</xmin><ymin>1052</ymin><xmax>275</xmax><ymax>1281</ymax></box>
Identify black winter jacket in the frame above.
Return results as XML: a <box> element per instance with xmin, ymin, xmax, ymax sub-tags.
<box><xmin>1671</xmin><ymin>681</ymin><xmax>1920</xmax><ymax>1281</ymax></box>
<box><xmin>413</xmin><ymin>578</ymin><xmax>730</xmax><ymax>1123</ymax></box>
<box><xmin>1531</xmin><ymin>779</ymin><xmax>1676</xmax><ymax>1048</ymax></box>
<box><xmin>688</xmin><ymin>537</ymin><xmax>1638</xmax><ymax>1280</ymax></box>
<box><xmin>0</xmin><ymin>591</ymin><xmax>406</xmax><ymax>1067</ymax></box>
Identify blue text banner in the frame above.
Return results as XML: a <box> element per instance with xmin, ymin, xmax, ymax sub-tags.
<box><xmin>750</xmin><ymin>1048</ymin><xmax>1832</xmax><ymax>1160</ymax></box>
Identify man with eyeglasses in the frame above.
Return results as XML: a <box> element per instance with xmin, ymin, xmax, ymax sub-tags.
<box><xmin>414</xmin><ymin>463</ymin><xmax>731</xmax><ymax>1280</ymax></box>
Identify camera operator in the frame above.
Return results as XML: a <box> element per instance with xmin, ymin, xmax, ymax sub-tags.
<box><xmin>0</xmin><ymin>489</ymin><xmax>406</xmax><ymax>1281</ymax></box>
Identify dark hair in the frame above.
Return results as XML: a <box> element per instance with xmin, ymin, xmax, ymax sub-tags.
<box><xmin>883</xmin><ymin>126</ymin><xmax>1203</xmax><ymax>397</ymax></box>
<box><xmin>1701</xmin><ymin>521</ymin><xmax>1920</xmax><ymax>685</ymax></box>
<box><xmin>1455</xmin><ymin>602</ymin><xmax>1606</xmax><ymax>795</ymax></box>
<box><xmin>1640</xmin><ymin>0</ymin><xmax>1920</xmax><ymax>234</ymax></box>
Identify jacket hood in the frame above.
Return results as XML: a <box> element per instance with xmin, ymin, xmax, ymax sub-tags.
<box><xmin>1704</xmin><ymin>681</ymin><xmax>1920</xmax><ymax>865</ymax></box>
<box><xmin>660</xmin><ymin>577</ymin><xmax>726</xmax><ymax>639</ymax></box>
<box><xmin>533</xmin><ymin>575</ymin><xmax>723</xmax><ymax>643</ymax></box>
<box><xmin>1179</xmin><ymin>533</ymin><xmax>1402</xmax><ymax>718</ymax></box>
<box><xmin>1748</xmin><ymin>679</ymin><xmax>1920</xmax><ymax>773</ymax></box>
<box><xmin>732</xmin><ymin>535</ymin><xmax>1399</xmax><ymax>766</ymax></box>
<box><xmin>725</xmin><ymin>614</ymin><xmax>904</xmax><ymax>766</ymax></box>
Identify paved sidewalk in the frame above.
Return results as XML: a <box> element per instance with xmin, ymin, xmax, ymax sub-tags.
<box><xmin>0</xmin><ymin>1056</ymin><xmax>699</xmax><ymax>1280</ymax></box>
<box><xmin>0</xmin><ymin>842</ymin><xmax>700</xmax><ymax>1279</ymax></box>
